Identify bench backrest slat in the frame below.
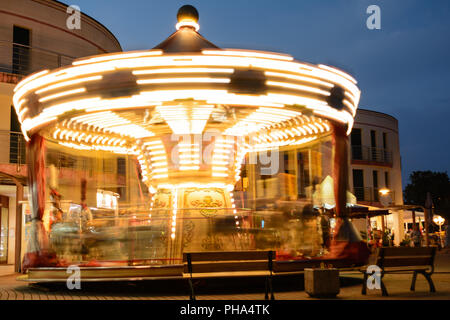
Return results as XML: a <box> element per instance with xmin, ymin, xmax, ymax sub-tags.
<box><xmin>377</xmin><ymin>247</ymin><xmax>436</xmax><ymax>269</ymax></box>
<box><xmin>184</xmin><ymin>261</ymin><xmax>270</xmax><ymax>273</ymax></box>
<box><xmin>183</xmin><ymin>251</ymin><xmax>274</xmax><ymax>262</ymax></box>
<box><xmin>183</xmin><ymin>251</ymin><xmax>274</xmax><ymax>274</ymax></box>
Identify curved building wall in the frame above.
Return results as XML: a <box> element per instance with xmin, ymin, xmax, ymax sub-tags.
<box><xmin>0</xmin><ymin>0</ymin><xmax>121</xmax><ymax>267</ymax></box>
<box><xmin>0</xmin><ymin>0</ymin><xmax>121</xmax><ymax>58</ymax></box>
<box><xmin>348</xmin><ymin>108</ymin><xmax>404</xmax><ymax>244</ymax></box>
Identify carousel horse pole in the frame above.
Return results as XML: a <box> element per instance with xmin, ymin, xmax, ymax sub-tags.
<box><xmin>327</xmin><ymin>122</ymin><xmax>370</xmax><ymax>265</ymax></box>
<box><xmin>22</xmin><ymin>133</ymin><xmax>57</xmax><ymax>271</ymax></box>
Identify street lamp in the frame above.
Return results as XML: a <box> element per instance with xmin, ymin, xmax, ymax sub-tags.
<box><xmin>433</xmin><ymin>215</ymin><xmax>445</xmax><ymax>247</ymax></box>
<box><xmin>378</xmin><ymin>188</ymin><xmax>392</xmax><ymax>245</ymax></box>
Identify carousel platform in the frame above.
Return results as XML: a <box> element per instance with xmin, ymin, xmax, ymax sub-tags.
<box><xmin>17</xmin><ymin>259</ymin><xmax>364</xmax><ymax>283</ymax></box>
<box><xmin>18</xmin><ymin>264</ymin><xmax>185</xmax><ymax>283</ymax></box>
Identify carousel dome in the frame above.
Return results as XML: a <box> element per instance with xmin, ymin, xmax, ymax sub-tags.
<box><xmin>13</xmin><ymin>5</ymin><xmax>360</xmax><ymax>242</ymax></box>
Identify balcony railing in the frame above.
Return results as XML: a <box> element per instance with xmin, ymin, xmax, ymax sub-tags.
<box><xmin>0</xmin><ymin>40</ymin><xmax>75</xmax><ymax>78</ymax></box>
<box><xmin>0</xmin><ymin>131</ymin><xmax>26</xmax><ymax>166</ymax></box>
<box><xmin>351</xmin><ymin>145</ymin><xmax>392</xmax><ymax>164</ymax></box>
<box><xmin>353</xmin><ymin>187</ymin><xmax>395</xmax><ymax>204</ymax></box>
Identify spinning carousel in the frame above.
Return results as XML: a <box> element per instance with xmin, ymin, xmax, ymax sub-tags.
<box><xmin>13</xmin><ymin>5</ymin><xmax>367</xmax><ymax>281</ymax></box>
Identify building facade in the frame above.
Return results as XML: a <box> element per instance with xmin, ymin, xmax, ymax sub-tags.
<box><xmin>0</xmin><ymin>0</ymin><xmax>121</xmax><ymax>270</ymax></box>
<box><xmin>348</xmin><ymin>108</ymin><xmax>404</xmax><ymax>245</ymax></box>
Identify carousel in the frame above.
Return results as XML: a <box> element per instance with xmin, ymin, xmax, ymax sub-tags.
<box><xmin>13</xmin><ymin>5</ymin><xmax>367</xmax><ymax>281</ymax></box>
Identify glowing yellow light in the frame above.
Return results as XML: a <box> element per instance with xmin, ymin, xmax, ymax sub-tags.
<box><xmin>35</xmin><ymin>76</ymin><xmax>102</xmax><ymax>94</ymax></box>
<box><xmin>14</xmin><ymin>69</ymin><xmax>49</xmax><ymax>92</ymax></box>
<box><xmin>137</xmin><ymin>77</ymin><xmax>230</xmax><ymax>85</ymax></box>
<box><xmin>39</xmin><ymin>88</ymin><xmax>86</xmax><ymax>102</ymax></box>
<box><xmin>133</xmin><ymin>68</ymin><xmax>233</xmax><ymax>75</ymax></box>
<box><xmin>176</xmin><ymin>21</ymin><xmax>200</xmax><ymax>31</ymax></box>
<box><xmin>318</xmin><ymin>64</ymin><xmax>357</xmax><ymax>84</ymax></box>
<box><xmin>267</xmin><ymin>81</ymin><xmax>330</xmax><ymax>96</ymax></box>
<box><xmin>433</xmin><ymin>215</ymin><xmax>445</xmax><ymax>226</ymax></box>
<box><xmin>72</xmin><ymin>50</ymin><xmax>163</xmax><ymax>66</ymax></box>
<box><xmin>202</xmin><ymin>49</ymin><xmax>294</xmax><ymax>61</ymax></box>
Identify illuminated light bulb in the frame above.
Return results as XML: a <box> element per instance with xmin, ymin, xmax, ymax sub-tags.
<box><xmin>179</xmin><ymin>166</ymin><xmax>200</xmax><ymax>170</ymax></box>
<box><xmin>53</xmin><ymin>129</ymin><xmax>61</xmax><ymax>139</ymax></box>
<box><xmin>133</xmin><ymin>68</ymin><xmax>234</xmax><ymax>75</ymax></box>
<box><xmin>14</xmin><ymin>69</ymin><xmax>50</xmax><ymax>92</ymax></box>
<box><xmin>202</xmin><ymin>49</ymin><xmax>294</xmax><ymax>61</ymax></box>
<box><xmin>265</xmin><ymin>71</ymin><xmax>333</xmax><ymax>87</ymax></box>
<box><xmin>212</xmin><ymin>167</ymin><xmax>228</xmax><ymax>171</ymax></box>
<box><xmin>151</xmin><ymin>156</ymin><xmax>167</xmax><ymax>161</ymax></box>
<box><xmin>152</xmin><ymin>162</ymin><xmax>168</xmax><ymax>167</ymax></box>
<box><xmin>212</xmin><ymin>155</ymin><xmax>230</xmax><ymax>160</ymax></box>
<box><xmin>72</xmin><ymin>50</ymin><xmax>163</xmax><ymax>66</ymax></box>
<box><xmin>266</xmin><ymin>81</ymin><xmax>330</xmax><ymax>96</ymax></box>
<box><xmin>152</xmin><ymin>174</ymin><xmax>168</xmax><ymax>179</ymax></box>
<box><xmin>213</xmin><ymin>172</ymin><xmax>228</xmax><ymax>177</ymax></box>
<box><xmin>18</xmin><ymin>107</ymin><xmax>29</xmax><ymax>121</ymax></box>
<box><xmin>150</xmin><ymin>150</ymin><xmax>166</xmax><ymax>156</ymax></box>
<box><xmin>35</xmin><ymin>75</ymin><xmax>102</xmax><ymax>94</ymax></box>
<box><xmin>137</xmin><ymin>77</ymin><xmax>230</xmax><ymax>85</ymax></box>
<box><xmin>318</xmin><ymin>64</ymin><xmax>357</xmax><ymax>84</ymax></box>
<box><xmin>171</xmin><ymin>233</ymin><xmax>175</xmax><ymax>239</ymax></box>
<box><xmin>176</xmin><ymin>20</ymin><xmax>200</xmax><ymax>31</ymax></box>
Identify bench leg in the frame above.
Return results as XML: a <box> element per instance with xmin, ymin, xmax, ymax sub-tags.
<box><xmin>264</xmin><ymin>277</ymin><xmax>269</xmax><ymax>300</ymax></box>
<box><xmin>410</xmin><ymin>271</ymin><xmax>418</xmax><ymax>291</ymax></box>
<box><xmin>421</xmin><ymin>272</ymin><xmax>436</xmax><ymax>293</ymax></box>
<box><xmin>361</xmin><ymin>272</ymin><xmax>368</xmax><ymax>295</ymax></box>
<box><xmin>380</xmin><ymin>278</ymin><xmax>388</xmax><ymax>297</ymax></box>
<box><xmin>188</xmin><ymin>278</ymin><xmax>196</xmax><ymax>300</ymax></box>
<box><xmin>269</xmin><ymin>276</ymin><xmax>275</xmax><ymax>300</ymax></box>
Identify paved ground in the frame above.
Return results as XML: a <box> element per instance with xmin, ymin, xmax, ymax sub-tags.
<box><xmin>1</xmin><ymin>252</ymin><xmax>449</xmax><ymax>300</ymax></box>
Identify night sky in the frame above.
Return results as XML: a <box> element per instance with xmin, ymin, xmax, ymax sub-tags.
<box><xmin>62</xmin><ymin>0</ymin><xmax>450</xmax><ymax>188</ymax></box>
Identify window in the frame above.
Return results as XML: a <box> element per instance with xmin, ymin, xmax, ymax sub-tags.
<box><xmin>297</xmin><ymin>151</ymin><xmax>310</xmax><ymax>198</ymax></box>
<box><xmin>117</xmin><ymin>157</ymin><xmax>126</xmax><ymax>175</ymax></box>
<box><xmin>370</xmin><ymin>130</ymin><xmax>377</xmax><ymax>148</ymax></box>
<box><xmin>373</xmin><ymin>170</ymin><xmax>379</xmax><ymax>202</ymax></box>
<box><xmin>0</xmin><ymin>197</ymin><xmax>9</xmax><ymax>264</ymax></box>
<box><xmin>10</xmin><ymin>106</ymin><xmax>26</xmax><ymax>164</ymax></box>
<box><xmin>13</xmin><ymin>26</ymin><xmax>31</xmax><ymax>75</ymax></box>
<box><xmin>370</xmin><ymin>130</ymin><xmax>377</xmax><ymax>161</ymax></box>
<box><xmin>385</xmin><ymin>171</ymin><xmax>390</xmax><ymax>188</ymax></box>
<box><xmin>350</xmin><ymin>128</ymin><xmax>362</xmax><ymax>160</ymax></box>
<box><xmin>352</xmin><ymin>169</ymin><xmax>364</xmax><ymax>201</ymax></box>
<box><xmin>103</xmin><ymin>159</ymin><xmax>114</xmax><ymax>173</ymax></box>
<box><xmin>382</xmin><ymin>132</ymin><xmax>389</xmax><ymax>163</ymax></box>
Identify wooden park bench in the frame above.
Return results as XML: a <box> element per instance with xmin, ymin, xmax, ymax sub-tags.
<box><xmin>183</xmin><ymin>250</ymin><xmax>275</xmax><ymax>300</ymax></box>
<box><xmin>361</xmin><ymin>246</ymin><xmax>437</xmax><ymax>296</ymax></box>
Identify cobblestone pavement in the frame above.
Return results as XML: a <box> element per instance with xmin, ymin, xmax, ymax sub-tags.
<box><xmin>1</xmin><ymin>253</ymin><xmax>449</xmax><ymax>300</ymax></box>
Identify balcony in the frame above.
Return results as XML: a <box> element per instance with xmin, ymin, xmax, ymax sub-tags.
<box><xmin>0</xmin><ymin>40</ymin><xmax>74</xmax><ymax>81</ymax></box>
<box><xmin>353</xmin><ymin>187</ymin><xmax>395</xmax><ymax>205</ymax></box>
<box><xmin>351</xmin><ymin>145</ymin><xmax>392</xmax><ymax>166</ymax></box>
<box><xmin>0</xmin><ymin>130</ymin><xmax>26</xmax><ymax>164</ymax></box>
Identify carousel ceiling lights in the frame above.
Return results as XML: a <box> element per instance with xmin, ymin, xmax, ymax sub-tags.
<box><xmin>12</xmin><ymin>5</ymin><xmax>361</xmax><ymax>202</ymax></box>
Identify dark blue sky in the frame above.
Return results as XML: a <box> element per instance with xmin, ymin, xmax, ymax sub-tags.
<box><xmin>64</xmin><ymin>0</ymin><xmax>450</xmax><ymax>188</ymax></box>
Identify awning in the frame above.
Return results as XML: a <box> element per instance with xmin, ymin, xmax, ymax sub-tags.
<box><xmin>348</xmin><ymin>205</ymin><xmax>390</xmax><ymax>219</ymax></box>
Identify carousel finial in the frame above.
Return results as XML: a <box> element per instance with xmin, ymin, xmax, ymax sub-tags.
<box><xmin>176</xmin><ymin>5</ymin><xmax>200</xmax><ymax>31</ymax></box>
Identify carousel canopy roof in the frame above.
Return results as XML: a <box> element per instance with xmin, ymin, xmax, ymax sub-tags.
<box><xmin>154</xmin><ymin>5</ymin><xmax>218</xmax><ymax>52</ymax></box>
<box><xmin>12</xmin><ymin>6</ymin><xmax>361</xmax><ymax>188</ymax></box>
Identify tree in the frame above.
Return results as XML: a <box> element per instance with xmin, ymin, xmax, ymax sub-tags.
<box><xmin>404</xmin><ymin>171</ymin><xmax>450</xmax><ymax>220</ymax></box>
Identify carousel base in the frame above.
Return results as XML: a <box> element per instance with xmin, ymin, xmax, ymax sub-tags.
<box><xmin>18</xmin><ymin>264</ymin><xmax>184</xmax><ymax>283</ymax></box>
<box><xmin>17</xmin><ymin>258</ymin><xmax>364</xmax><ymax>283</ymax></box>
